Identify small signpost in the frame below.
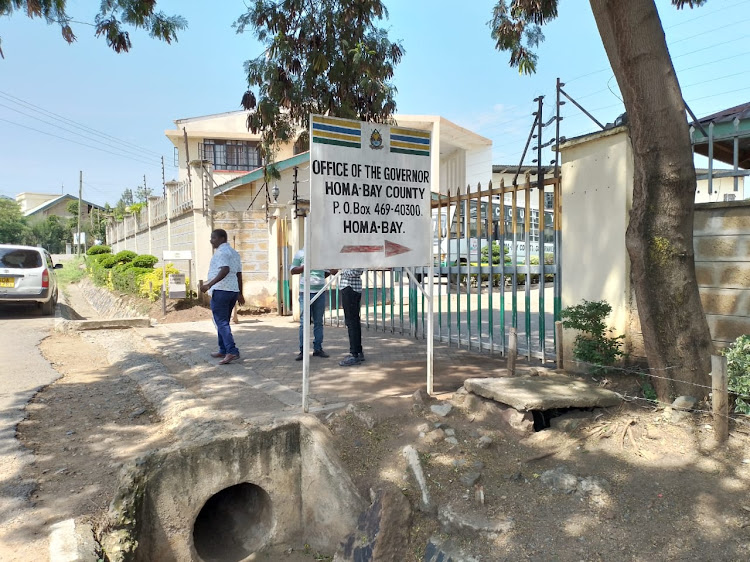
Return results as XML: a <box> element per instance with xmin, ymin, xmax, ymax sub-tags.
<box><xmin>161</xmin><ymin>250</ymin><xmax>193</xmax><ymax>314</ymax></box>
<box><xmin>302</xmin><ymin>114</ymin><xmax>434</xmax><ymax>412</ymax></box>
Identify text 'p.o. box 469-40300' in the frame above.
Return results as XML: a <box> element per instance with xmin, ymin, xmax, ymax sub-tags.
<box><xmin>309</xmin><ymin>114</ymin><xmax>432</xmax><ymax>268</ymax></box>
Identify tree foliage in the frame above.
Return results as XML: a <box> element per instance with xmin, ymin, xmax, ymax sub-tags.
<box><xmin>489</xmin><ymin>0</ymin><xmax>705</xmax><ymax>74</ymax></box>
<box><xmin>234</xmin><ymin>0</ymin><xmax>404</xmax><ymax>156</ymax></box>
<box><xmin>0</xmin><ymin>0</ymin><xmax>187</xmax><ymax>58</ymax></box>
<box><xmin>0</xmin><ymin>198</ymin><xmax>31</xmax><ymax>244</ymax></box>
<box><xmin>490</xmin><ymin>0</ymin><xmax>713</xmax><ymax>400</ymax></box>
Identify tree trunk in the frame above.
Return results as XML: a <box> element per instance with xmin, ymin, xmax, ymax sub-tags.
<box><xmin>589</xmin><ymin>0</ymin><xmax>713</xmax><ymax>400</ymax></box>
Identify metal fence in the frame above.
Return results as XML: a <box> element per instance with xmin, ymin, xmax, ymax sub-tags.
<box><xmin>324</xmin><ymin>176</ymin><xmax>561</xmax><ymax>362</ymax></box>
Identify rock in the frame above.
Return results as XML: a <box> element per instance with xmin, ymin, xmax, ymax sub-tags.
<box><xmin>460</xmin><ymin>472</ymin><xmax>481</xmax><ymax>487</ymax></box>
<box><xmin>430</xmin><ymin>403</ymin><xmax>453</xmax><ymax>417</ymax></box>
<box><xmin>672</xmin><ymin>396</ymin><xmax>698</xmax><ymax>411</ymax></box>
<box><xmin>444</xmin><ymin>428</ymin><xmax>456</xmax><ymax>437</ymax></box>
<box><xmin>345</xmin><ymin>404</ymin><xmax>377</xmax><ymax>429</ymax></box>
<box><xmin>477</xmin><ymin>436</ymin><xmax>493</xmax><ymax>449</ymax></box>
<box><xmin>402</xmin><ymin>445</ymin><xmax>432</xmax><ymax>512</ymax></box>
<box><xmin>422</xmin><ymin>429</ymin><xmax>445</xmax><ymax>446</ymax></box>
<box><xmin>412</xmin><ymin>388</ymin><xmax>431</xmax><ymax>406</ymax></box>
<box><xmin>452</xmin><ymin>459</ymin><xmax>468</xmax><ymax>469</ymax></box>
<box><xmin>450</xmin><ymin>387</ymin><xmax>469</xmax><ymax>406</ymax></box>
<box><xmin>445</xmin><ymin>437</ymin><xmax>459</xmax><ymax>445</ymax></box>
<box><xmin>129</xmin><ymin>408</ymin><xmax>146</xmax><ymax>419</ymax></box>
<box><xmin>462</xmin><ymin>393</ymin><xmax>534</xmax><ymax>435</ymax></box>
<box><xmin>417</xmin><ymin>423</ymin><xmax>431</xmax><ymax>433</ymax></box>
<box><xmin>335</xmin><ymin>484</ymin><xmax>412</xmax><ymax>562</ymax></box>
<box><xmin>540</xmin><ymin>467</ymin><xmax>578</xmax><ymax>494</ymax></box>
<box><xmin>424</xmin><ymin>536</ymin><xmax>479</xmax><ymax>562</ymax></box>
<box><xmin>579</xmin><ymin>476</ymin><xmax>609</xmax><ymax>497</ymax></box>
<box><xmin>438</xmin><ymin>503</ymin><xmax>514</xmax><ymax>535</ymax></box>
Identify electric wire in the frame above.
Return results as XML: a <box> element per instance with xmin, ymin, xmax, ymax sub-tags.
<box><xmin>0</xmin><ymin>89</ymin><xmax>164</xmax><ymax>157</ymax></box>
<box><xmin>0</xmin><ymin>117</ymin><xmax>164</xmax><ymax>171</ymax></box>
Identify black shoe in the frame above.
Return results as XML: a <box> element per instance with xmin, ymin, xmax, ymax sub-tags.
<box><xmin>313</xmin><ymin>349</ymin><xmax>330</xmax><ymax>358</ymax></box>
<box><xmin>358</xmin><ymin>352</ymin><xmax>365</xmax><ymax>362</ymax></box>
<box><xmin>339</xmin><ymin>354</ymin><xmax>361</xmax><ymax>367</ymax></box>
<box><xmin>295</xmin><ymin>351</ymin><xmax>304</xmax><ymax>361</ymax></box>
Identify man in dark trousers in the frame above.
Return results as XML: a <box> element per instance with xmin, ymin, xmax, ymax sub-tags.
<box><xmin>199</xmin><ymin>229</ymin><xmax>245</xmax><ymax>364</ymax></box>
<box><xmin>338</xmin><ymin>268</ymin><xmax>365</xmax><ymax>366</ymax></box>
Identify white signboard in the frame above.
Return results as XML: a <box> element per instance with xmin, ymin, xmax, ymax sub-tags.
<box><xmin>309</xmin><ymin>115</ymin><xmax>432</xmax><ymax>268</ymax></box>
<box><xmin>168</xmin><ymin>273</ymin><xmax>186</xmax><ymax>299</ymax></box>
<box><xmin>163</xmin><ymin>250</ymin><xmax>193</xmax><ymax>260</ymax></box>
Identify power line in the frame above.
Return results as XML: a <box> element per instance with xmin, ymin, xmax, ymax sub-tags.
<box><xmin>0</xmin><ymin>101</ymin><xmax>163</xmax><ymax>166</ymax></box>
<box><xmin>0</xmin><ymin>117</ymin><xmax>164</xmax><ymax>170</ymax></box>
<box><xmin>0</xmin><ymin>89</ymin><xmax>165</xmax><ymax>158</ymax></box>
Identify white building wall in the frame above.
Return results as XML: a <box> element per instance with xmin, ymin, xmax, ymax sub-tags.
<box><xmin>465</xmin><ymin>146</ymin><xmax>493</xmax><ymax>191</ymax></box>
<box><xmin>559</xmin><ymin>127</ymin><xmax>634</xmax><ymax>367</ymax></box>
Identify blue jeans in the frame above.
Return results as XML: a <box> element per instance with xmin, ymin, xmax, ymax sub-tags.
<box><xmin>299</xmin><ymin>292</ymin><xmax>325</xmax><ymax>352</ymax></box>
<box><xmin>211</xmin><ymin>290</ymin><xmax>239</xmax><ymax>356</ymax></box>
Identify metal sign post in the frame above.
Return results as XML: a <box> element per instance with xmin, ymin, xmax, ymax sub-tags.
<box><xmin>305</xmin><ymin>114</ymin><xmax>434</xmax><ymax>402</ymax></box>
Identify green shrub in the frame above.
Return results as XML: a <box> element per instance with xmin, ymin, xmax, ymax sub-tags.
<box><xmin>139</xmin><ymin>264</ymin><xmax>182</xmax><ymax>301</ymax></box>
<box><xmin>724</xmin><ymin>334</ymin><xmax>750</xmax><ymax>414</ymax></box>
<box><xmin>111</xmin><ymin>266</ymin><xmax>153</xmax><ymax>294</ymax></box>
<box><xmin>561</xmin><ymin>299</ymin><xmax>625</xmax><ymax>374</ymax></box>
<box><xmin>99</xmin><ymin>255</ymin><xmax>118</xmax><ymax>269</ymax></box>
<box><xmin>131</xmin><ymin>254</ymin><xmax>158</xmax><ymax>268</ymax></box>
<box><xmin>87</xmin><ymin>244</ymin><xmax>111</xmax><ymax>255</ymax></box>
<box><xmin>114</xmin><ymin>250</ymin><xmax>137</xmax><ymax>264</ymax></box>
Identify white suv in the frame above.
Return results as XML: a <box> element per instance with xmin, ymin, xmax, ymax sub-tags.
<box><xmin>0</xmin><ymin>244</ymin><xmax>62</xmax><ymax>315</ymax></box>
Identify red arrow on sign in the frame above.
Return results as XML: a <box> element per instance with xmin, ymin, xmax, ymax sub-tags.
<box><xmin>340</xmin><ymin>240</ymin><xmax>411</xmax><ymax>257</ymax></box>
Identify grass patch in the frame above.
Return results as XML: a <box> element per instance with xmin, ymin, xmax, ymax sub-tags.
<box><xmin>55</xmin><ymin>257</ymin><xmax>87</xmax><ymax>285</ymax></box>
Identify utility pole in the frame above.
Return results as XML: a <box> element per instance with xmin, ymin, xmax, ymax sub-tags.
<box><xmin>143</xmin><ymin>174</ymin><xmax>148</xmax><ymax>200</ymax></box>
<box><xmin>161</xmin><ymin>156</ymin><xmax>166</xmax><ymax>198</ymax></box>
<box><xmin>77</xmin><ymin>171</ymin><xmax>83</xmax><ymax>255</ymax></box>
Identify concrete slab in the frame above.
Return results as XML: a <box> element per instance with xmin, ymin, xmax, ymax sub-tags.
<box><xmin>57</xmin><ymin>317</ymin><xmax>151</xmax><ymax>331</ymax></box>
<box><xmin>464</xmin><ymin>374</ymin><xmax>621</xmax><ymax>411</ymax></box>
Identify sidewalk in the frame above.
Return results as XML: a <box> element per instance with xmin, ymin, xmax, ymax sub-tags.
<box><xmin>135</xmin><ymin>313</ymin><xmax>513</xmax><ymax>413</ymax></box>
<box><xmin>64</xmin><ymin>279</ymin><xmax>517</xmax><ymax>422</ymax></box>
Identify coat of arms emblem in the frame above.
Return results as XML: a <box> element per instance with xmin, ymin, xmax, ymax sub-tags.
<box><xmin>369</xmin><ymin>129</ymin><xmax>383</xmax><ymax>150</ymax></box>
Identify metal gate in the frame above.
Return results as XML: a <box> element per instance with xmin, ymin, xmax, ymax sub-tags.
<box><xmin>325</xmin><ymin>174</ymin><xmax>561</xmax><ymax>362</ymax></box>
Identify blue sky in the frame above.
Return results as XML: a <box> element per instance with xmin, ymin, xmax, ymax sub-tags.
<box><xmin>1</xmin><ymin>0</ymin><xmax>748</xmax><ymax>206</ymax></box>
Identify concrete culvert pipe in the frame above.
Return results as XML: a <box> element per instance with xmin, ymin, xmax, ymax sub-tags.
<box><xmin>193</xmin><ymin>483</ymin><xmax>273</xmax><ymax>562</ymax></box>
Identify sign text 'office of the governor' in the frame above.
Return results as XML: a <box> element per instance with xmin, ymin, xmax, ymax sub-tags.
<box><xmin>309</xmin><ymin>115</ymin><xmax>432</xmax><ymax>269</ymax></box>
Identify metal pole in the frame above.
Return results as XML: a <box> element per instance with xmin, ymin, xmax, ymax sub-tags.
<box><xmin>302</xmin><ymin>214</ymin><xmax>312</xmax><ymax>413</ymax></box>
<box><xmin>427</xmin><ymin>259</ymin><xmax>434</xmax><ymax>395</ymax></box>
<box><xmin>77</xmin><ymin>171</ymin><xmax>83</xmax><ymax>255</ymax></box>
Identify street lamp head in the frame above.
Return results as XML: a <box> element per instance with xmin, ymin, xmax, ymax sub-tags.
<box><xmin>271</xmin><ymin>184</ymin><xmax>280</xmax><ymax>203</ymax></box>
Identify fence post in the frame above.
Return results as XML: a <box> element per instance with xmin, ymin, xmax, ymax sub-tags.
<box><xmin>508</xmin><ymin>327</ymin><xmax>517</xmax><ymax>375</ymax></box>
<box><xmin>711</xmin><ymin>354</ymin><xmax>729</xmax><ymax>443</ymax></box>
<box><xmin>555</xmin><ymin>321</ymin><xmax>563</xmax><ymax>369</ymax></box>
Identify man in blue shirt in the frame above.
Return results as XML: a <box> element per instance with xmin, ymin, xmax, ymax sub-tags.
<box><xmin>200</xmin><ymin>229</ymin><xmax>244</xmax><ymax>364</ymax></box>
<box><xmin>291</xmin><ymin>247</ymin><xmax>330</xmax><ymax>360</ymax></box>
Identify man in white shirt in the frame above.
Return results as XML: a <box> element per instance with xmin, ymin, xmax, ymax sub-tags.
<box><xmin>199</xmin><ymin>229</ymin><xmax>245</xmax><ymax>364</ymax></box>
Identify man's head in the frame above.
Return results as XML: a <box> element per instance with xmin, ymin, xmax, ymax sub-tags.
<box><xmin>210</xmin><ymin>229</ymin><xmax>228</xmax><ymax>249</ymax></box>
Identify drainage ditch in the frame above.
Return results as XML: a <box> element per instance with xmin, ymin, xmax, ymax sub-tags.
<box><xmin>101</xmin><ymin>416</ymin><xmax>365</xmax><ymax>562</ymax></box>
<box><xmin>193</xmin><ymin>483</ymin><xmax>274</xmax><ymax>562</ymax></box>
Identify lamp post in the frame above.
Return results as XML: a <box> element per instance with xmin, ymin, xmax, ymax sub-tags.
<box><xmin>271</xmin><ymin>183</ymin><xmax>280</xmax><ymax>204</ymax></box>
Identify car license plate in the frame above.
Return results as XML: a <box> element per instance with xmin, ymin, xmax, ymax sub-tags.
<box><xmin>0</xmin><ymin>277</ymin><xmax>14</xmax><ymax>288</ymax></box>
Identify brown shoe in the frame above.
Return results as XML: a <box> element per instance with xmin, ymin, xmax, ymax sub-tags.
<box><xmin>218</xmin><ymin>353</ymin><xmax>239</xmax><ymax>365</ymax></box>
<box><xmin>210</xmin><ymin>351</ymin><xmax>225</xmax><ymax>358</ymax></box>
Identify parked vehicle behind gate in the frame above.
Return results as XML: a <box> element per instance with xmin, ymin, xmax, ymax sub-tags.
<box><xmin>0</xmin><ymin>244</ymin><xmax>62</xmax><ymax>314</ymax></box>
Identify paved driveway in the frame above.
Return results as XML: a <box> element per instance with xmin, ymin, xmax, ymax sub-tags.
<box><xmin>0</xmin><ymin>304</ymin><xmax>60</xmax><ymax>558</ymax></box>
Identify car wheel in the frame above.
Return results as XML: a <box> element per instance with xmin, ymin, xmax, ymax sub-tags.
<box><xmin>41</xmin><ymin>291</ymin><xmax>56</xmax><ymax>316</ymax></box>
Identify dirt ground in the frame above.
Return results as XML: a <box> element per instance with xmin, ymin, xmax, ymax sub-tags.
<box><xmin>9</xmin><ymin>288</ymin><xmax>750</xmax><ymax>561</ymax></box>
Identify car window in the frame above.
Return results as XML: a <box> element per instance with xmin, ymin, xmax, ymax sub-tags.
<box><xmin>0</xmin><ymin>249</ymin><xmax>43</xmax><ymax>269</ymax></box>
<box><xmin>46</xmin><ymin>253</ymin><xmax>54</xmax><ymax>268</ymax></box>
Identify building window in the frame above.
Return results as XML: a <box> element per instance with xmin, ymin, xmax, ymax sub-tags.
<box><xmin>200</xmin><ymin>139</ymin><xmax>261</xmax><ymax>171</ymax></box>
<box><xmin>724</xmin><ymin>193</ymin><xmax>736</xmax><ymax>202</ymax></box>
